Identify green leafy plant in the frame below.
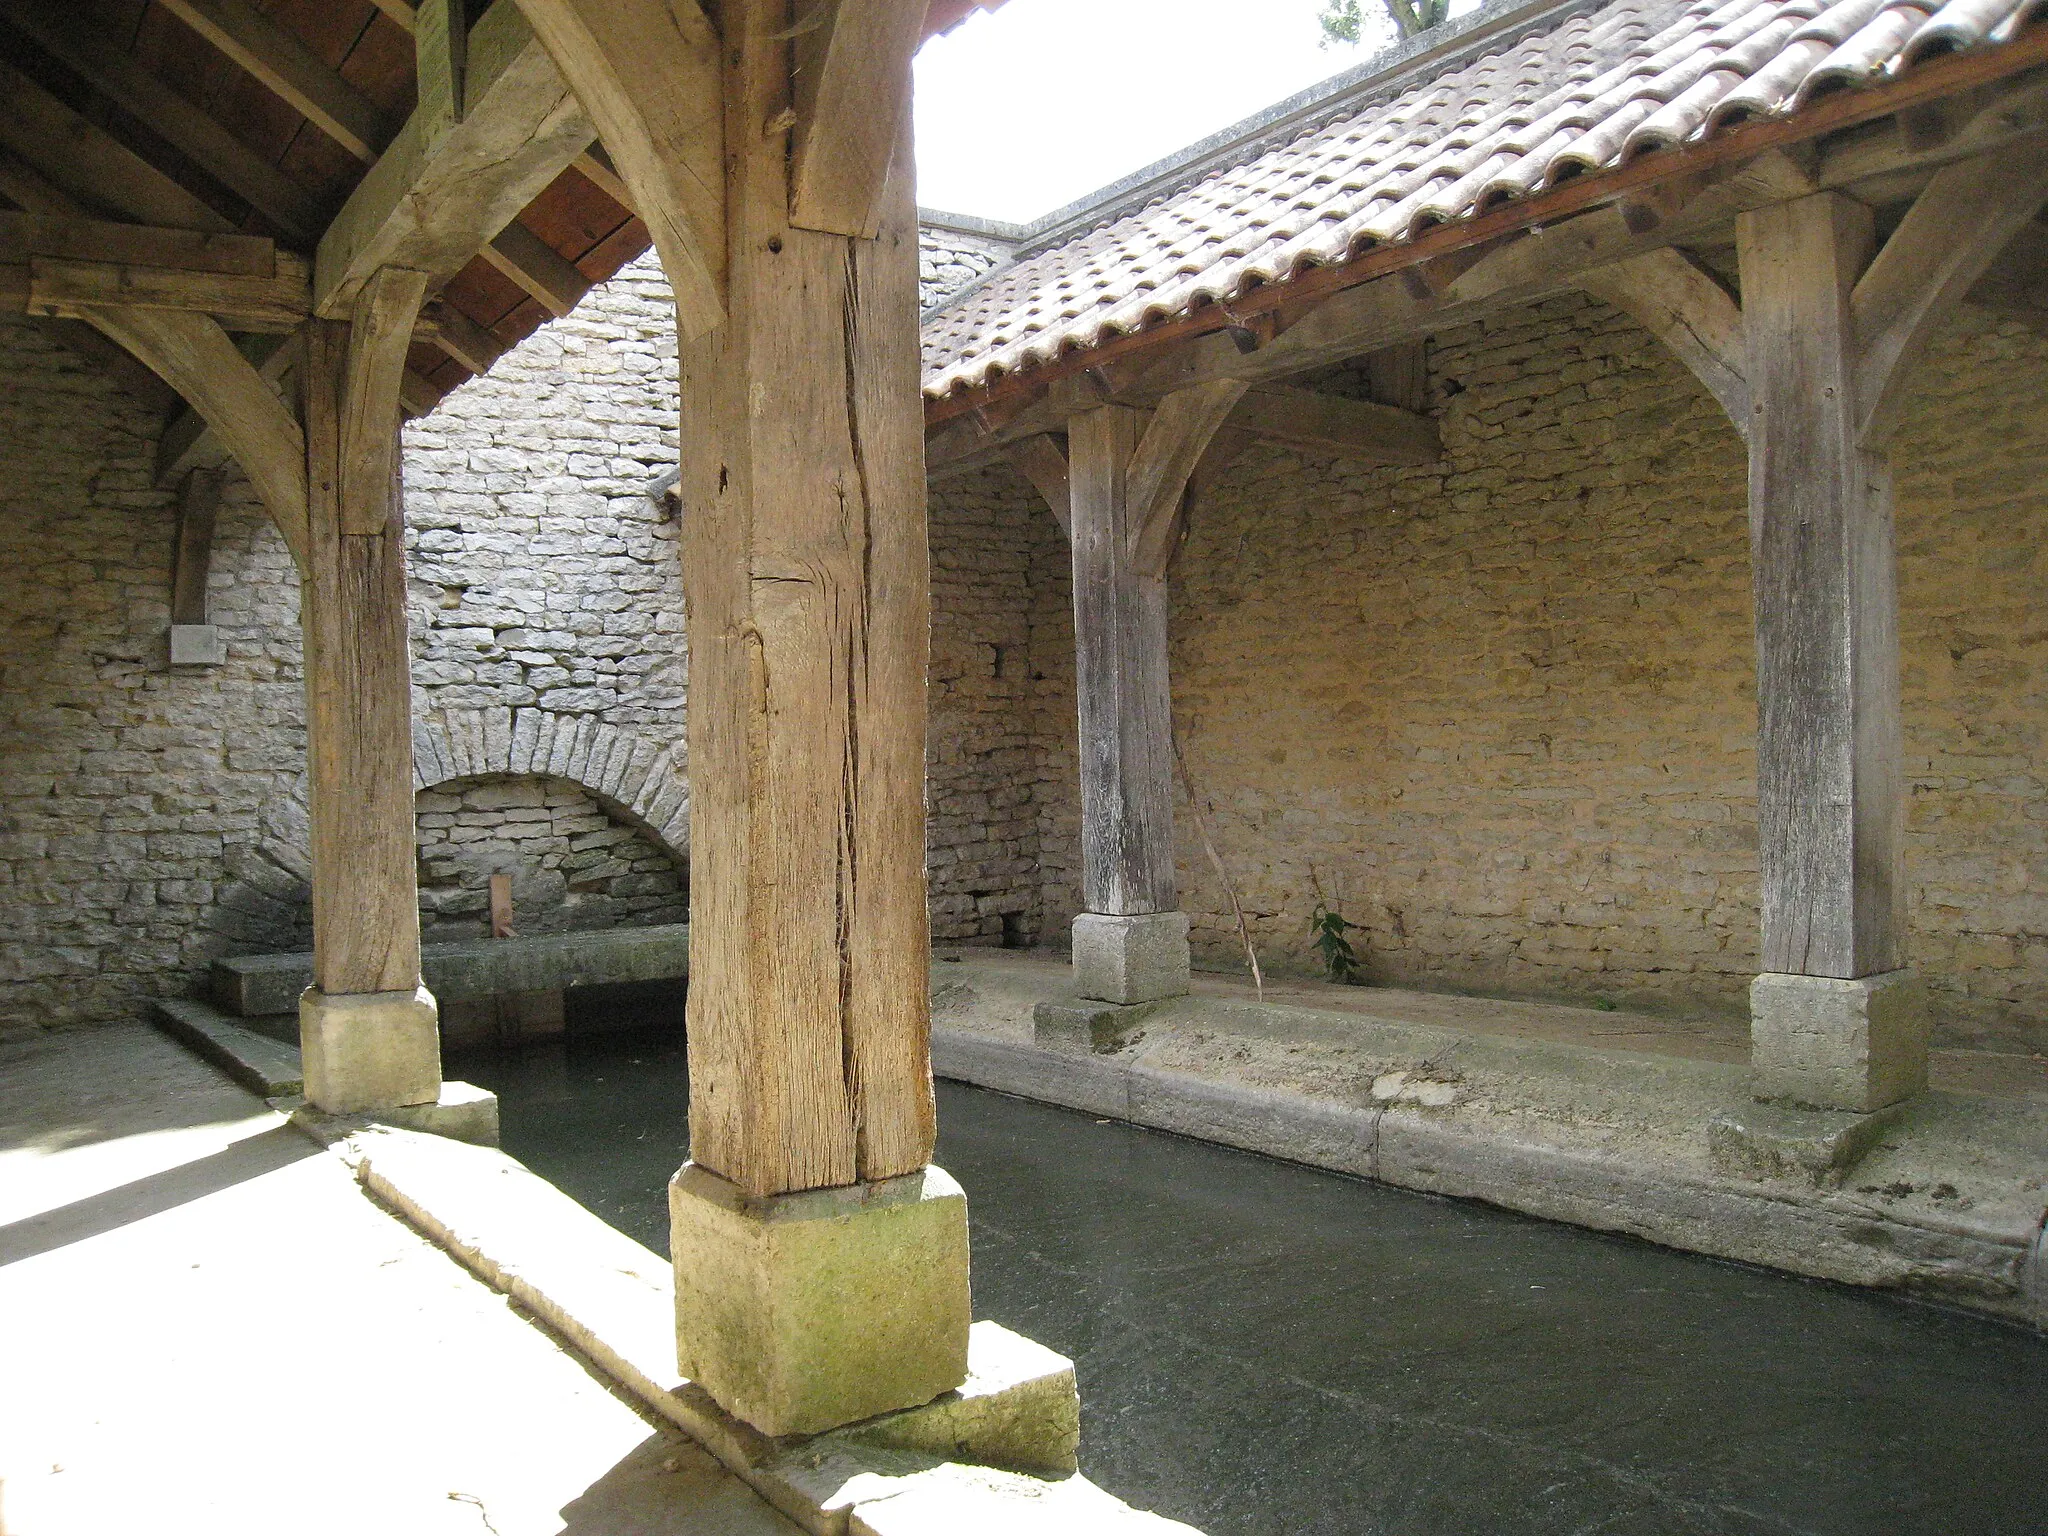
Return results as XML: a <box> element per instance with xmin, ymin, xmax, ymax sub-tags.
<box><xmin>1319</xmin><ymin>0</ymin><xmax>1451</xmax><ymax>46</ymax></box>
<box><xmin>1310</xmin><ymin>901</ymin><xmax>1365</xmax><ymax>985</ymax></box>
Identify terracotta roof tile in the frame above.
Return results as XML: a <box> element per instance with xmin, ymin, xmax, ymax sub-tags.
<box><xmin>922</xmin><ymin>0</ymin><xmax>2047</xmax><ymax>398</ymax></box>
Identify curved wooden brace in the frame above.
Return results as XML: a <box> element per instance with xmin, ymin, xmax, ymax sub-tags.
<box><xmin>1003</xmin><ymin>432</ymin><xmax>1072</xmax><ymax>538</ymax></box>
<box><xmin>341</xmin><ymin>265</ymin><xmax>430</xmax><ymax>534</ymax></box>
<box><xmin>82</xmin><ymin>305</ymin><xmax>309</xmax><ymax>569</ymax></box>
<box><xmin>1581</xmin><ymin>248</ymin><xmax>1749</xmax><ymax>434</ymax></box>
<box><xmin>512</xmin><ymin>0</ymin><xmax>725</xmax><ymax>339</ymax></box>
<box><xmin>1852</xmin><ymin>138</ymin><xmax>2048</xmax><ymax>446</ymax></box>
<box><xmin>1128</xmin><ymin>379</ymin><xmax>1248</xmax><ymax>577</ymax></box>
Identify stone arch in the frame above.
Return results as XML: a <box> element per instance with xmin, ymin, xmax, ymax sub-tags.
<box><xmin>410</xmin><ymin>706</ymin><xmax>689</xmax><ymax>863</ymax></box>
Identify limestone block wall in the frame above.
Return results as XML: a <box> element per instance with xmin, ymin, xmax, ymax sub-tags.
<box><xmin>918</xmin><ymin>224</ymin><xmax>1013</xmax><ymax>312</ymax></box>
<box><xmin>999</xmin><ymin>293</ymin><xmax>2048</xmax><ymax>1052</ymax></box>
<box><xmin>0</xmin><ymin>316</ymin><xmax>306</xmax><ymax>1034</ymax></box>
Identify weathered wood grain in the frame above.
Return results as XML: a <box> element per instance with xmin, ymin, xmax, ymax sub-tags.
<box><xmin>171</xmin><ymin>468</ymin><xmax>222</xmax><ymax>627</ymax></box>
<box><xmin>26</xmin><ymin>254</ymin><xmax>311</xmax><ymax>332</ymax></box>
<box><xmin>790</xmin><ymin>0</ymin><xmax>925</xmax><ymax>238</ymax></box>
<box><xmin>300</xmin><ymin>318</ymin><xmax>426</xmax><ymax>997</ymax></box>
<box><xmin>1851</xmin><ymin>137</ymin><xmax>2048</xmax><ymax>444</ymax></box>
<box><xmin>1127</xmin><ymin>380</ymin><xmax>1247</xmax><ymax>578</ymax></box>
<box><xmin>1069</xmin><ymin>404</ymin><xmax>1178</xmax><ymax>918</ymax></box>
<box><xmin>1738</xmin><ymin>192</ymin><xmax>1901</xmax><ymax>980</ymax></box>
<box><xmin>316</xmin><ymin>0</ymin><xmax>594</xmax><ymax>317</ymax></box>
<box><xmin>341</xmin><ymin>266</ymin><xmax>430</xmax><ymax>534</ymax></box>
<box><xmin>1228</xmin><ymin>384</ymin><xmax>1439</xmax><ymax>470</ymax></box>
<box><xmin>676</xmin><ymin>0</ymin><xmax>931</xmax><ymax>1196</ymax></box>
<box><xmin>1004</xmin><ymin>433</ymin><xmax>1072</xmax><ymax>538</ymax></box>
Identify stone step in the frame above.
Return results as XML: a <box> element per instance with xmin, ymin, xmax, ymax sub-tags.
<box><xmin>151</xmin><ymin>996</ymin><xmax>304</xmax><ymax>1097</ymax></box>
<box><xmin>210</xmin><ymin>922</ymin><xmax>690</xmax><ymax>1017</ymax></box>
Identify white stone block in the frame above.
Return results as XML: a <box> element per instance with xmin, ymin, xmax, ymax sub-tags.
<box><xmin>1749</xmin><ymin>969</ymin><xmax>1928</xmax><ymax>1113</ymax></box>
<box><xmin>671</xmin><ymin>1161</ymin><xmax>970</xmax><ymax>1438</ymax></box>
<box><xmin>299</xmin><ymin>985</ymin><xmax>443</xmax><ymax>1114</ymax></box>
<box><xmin>168</xmin><ymin>624</ymin><xmax>225</xmax><ymax>665</ymax></box>
<box><xmin>1072</xmin><ymin>911</ymin><xmax>1190</xmax><ymax>1005</ymax></box>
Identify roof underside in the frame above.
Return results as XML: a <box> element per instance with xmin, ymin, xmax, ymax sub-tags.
<box><xmin>922</xmin><ymin>0</ymin><xmax>2048</xmax><ymax>400</ymax></box>
<box><xmin>0</xmin><ymin>0</ymin><xmax>1005</xmax><ymax>410</ymax></box>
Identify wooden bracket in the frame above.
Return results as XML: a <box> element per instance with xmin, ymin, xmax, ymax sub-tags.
<box><xmin>789</xmin><ymin>0</ymin><xmax>923</xmax><ymax>238</ymax></box>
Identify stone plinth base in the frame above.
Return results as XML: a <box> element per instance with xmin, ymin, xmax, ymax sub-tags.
<box><xmin>1750</xmin><ymin>970</ymin><xmax>1927</xmax><ymax>1112</ymax></box>
<box><xmin>1033</xmin><ymin>996</ymin><xmax>1161</xmax><ymax>1053</ymax></box>
<box><xmin>1072</xmin><ymin>911</ymin><xmax>1189</xmax><ymax>1005</ymax></box>
<box><xmin>378</xmin><ymin>1081</ymin><xmax>501</xmax><ymax>1146</ymax></box>
<box><xmin>300</xmin><ymin>984</ymin><xmax>442</xmax><ymax>1114</ymax></box>
<box><xmin>1707</xmin><ymin>1100</ymin><xmax>1904</xmax><ymax>1188</ymax></box>
<box><xmin>670</xmin><ymin>1162</ymin><xmax>970</xmax><ymax>1438</ymax></box>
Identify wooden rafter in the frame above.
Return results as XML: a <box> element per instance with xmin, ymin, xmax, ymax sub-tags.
<box><xmin>0</xmin><ymin>0</ymin><xmax>327</xmax><ymax>240</ymax></box>
<box><xmin>480</xmin><ymin>220</ymin><xmax>590</xmax><ymax>317</ymax></box>
<box><xmin>0</xmin><ymin>61</ymin><xmax>234</xmax><ymax>234</ymax></box>
<box><xmin>153</xmin><ymin>0</ymin><xmax>395</xmax><ymax>164</ymax></box>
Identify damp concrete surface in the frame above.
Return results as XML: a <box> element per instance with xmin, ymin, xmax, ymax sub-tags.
<box><xmin>453</xmin><ymin>1022</ymin><xmax>2048</xmax><ymax>1536</ymax></box>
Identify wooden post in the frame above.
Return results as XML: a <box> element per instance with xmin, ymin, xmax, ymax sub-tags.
<box><xmin>1736</xmin><ymin>193</ymin><xmax>1921</xmax><ymax>1112</ymax></box>
<box><xmin>676</xmin><ymin>9</ymin><xmax>932</xmax><ymax>1200</ymax></box>
<box><xmin>1070</xmin><ymin>405</ymin><xmax>1178</xmax><ymax>921</ymax></box>
<box><xmin>1062</xmin><ymin>383</ymin><xmax>1244</xmax><ymax>1004</ymax></box>
<box><xmin>296</xmin><ymin>265</ymin><xmax>441</xmax><ymax>1114</ymax></box>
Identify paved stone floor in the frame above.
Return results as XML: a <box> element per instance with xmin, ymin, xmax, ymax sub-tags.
<box><xmin>0</xmin><ymin>1025</ymin><xmax>797</xmax><ymax>1536</ymax></box>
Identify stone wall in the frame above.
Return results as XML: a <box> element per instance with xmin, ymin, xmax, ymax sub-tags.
<box><xmin>0</xmin><ymin>316</ymin><xmax>306</xmax><ymax>1033</ymax></box>
<box><xmin>918</xmin><ymin>224</ymin><xmax>1013</xmax><ymax>312</ymax></box>
<box><xmin>994</xmin><ymin>293</ymin><xmax>2048</xmax><ymax>1052</ymax></box>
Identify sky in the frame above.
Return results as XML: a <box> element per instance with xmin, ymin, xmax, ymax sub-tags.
<box><xmin>911</xmin><ymin>0</ymin><xmax>1469</xmax><ymax>224</ymax></box>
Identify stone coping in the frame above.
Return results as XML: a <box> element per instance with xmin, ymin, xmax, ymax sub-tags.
<box><xmin>210</xmin><ymin>922</ymin><xmax>690</xmax><ymax>1017</ymax></box>
<box><xmin>296</xmin><ymin>1117</ymin><xmax>1198</xmax><ymax>1534</ymax></box>
<box><xmin>930</xmin><ymin>953</ymin><xmax>2048</xmax><ymax>1330</ymax></box>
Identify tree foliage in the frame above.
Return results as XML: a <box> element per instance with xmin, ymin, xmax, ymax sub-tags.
<box><xmin>1319</xmin><ymin>0</ymin><xmax>1451</xmax><ymax>45</ymax></box>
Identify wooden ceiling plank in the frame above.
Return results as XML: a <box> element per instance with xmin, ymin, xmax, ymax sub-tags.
<box><xmin>314</xmin><ymin>0</ymin><xmax>595</xmax><ymax>316</ymax></box>
<box><xmin>789</xmin><ymin>0</ymin><xmax>924</xmax><ymax>238</ymax></box>
<box><xmin>479</xmin><ymin>218</ymin><xmax>589</xmax><ymax>317</ymax></box>
<box><xmin>0</xmin><ymin>59</ymin><xmax>235</xmax><ymax>232</ymax></box>
<box><xmin>0</xmin><ymin>0</ymin><xmax>328</xmax><ymax>240</ymax></box>
<box><xmin>154</xmin><ymin>0</ymin><xmax>394</xmax><ymax>163</ymax></box>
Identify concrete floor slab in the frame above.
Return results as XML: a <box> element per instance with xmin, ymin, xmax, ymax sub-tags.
<box><xmin>0</xmin><ymin>1025</ymin><xmax>800</xmax><ymax>1536</ymax></box>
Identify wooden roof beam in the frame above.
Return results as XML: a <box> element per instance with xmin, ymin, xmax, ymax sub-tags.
<box><xmin>0</xmin><ymin>62</ymin><xmax>235</xmax><ymax>233</ymax></box>
<box><xmin>480</xmin><ymin>219</ymin><xmax>590</xmax><ymax>317</ymax></box>
<box><xmin>0</xmin><ymin>0</ymin><xmax>327</xmax><ymax>241</ymax></box>
<box><xmin>1226</xmin><ymin>385</ymin><xmax>1440</xmax><ymax>470</ymax></box>
<box><xmin>315</xmin><ymin>0</ymin><xmax>596</xmax><ymax>317</ymax></box>
<box><xmin>790</xmin><ymin>0</ymin><xmax>926</xmax><ymax>238</ymax></box>
<box><xmin>154</xmin><ymin>0</ymin><xmax>395</xmax><ymax>164</ymax></box>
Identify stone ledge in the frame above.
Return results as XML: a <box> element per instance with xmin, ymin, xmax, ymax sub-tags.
<box><xmin>1706</xmin><ymin>1101</ymin><xmax>1906</xmax><ymax>1188</ymax></box>
<box><xmin>335</xmin><ymin>1124</ymin><xmax>1193</xmax><ymax>1535</ymax></box>
<box><xmin>151</xmin><ymin>997</ymin><xmax>302</xmax><ymax>1097</ymax></box>
<box><xmin>210</xmin><ymin>922</ymin><xmax>690</xmax><ymax>1018</ymax></box>
<box><xmin>932</xmin><ymin>1001</ymin><xmax>2048</xmax><ymax>1330</ymax></box>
